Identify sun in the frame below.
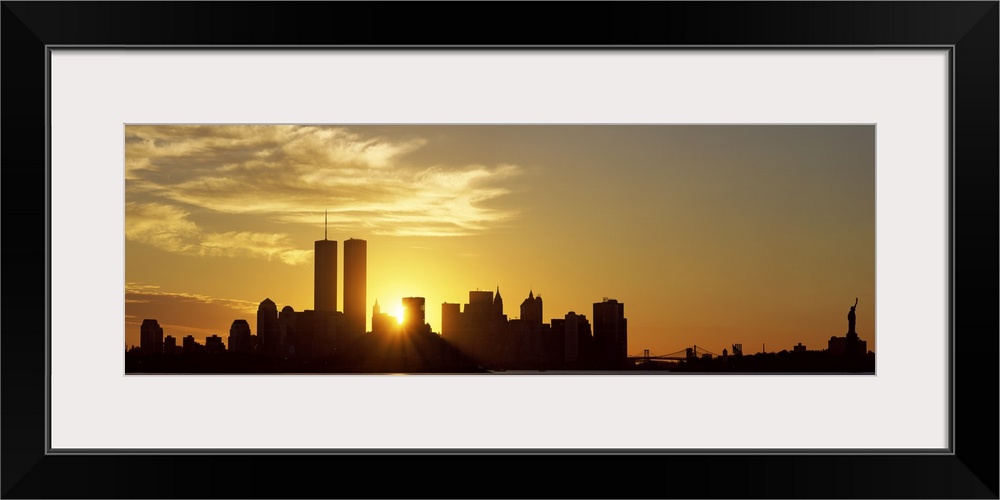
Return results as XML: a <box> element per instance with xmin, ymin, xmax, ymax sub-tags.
<box><xmin>394</xmin><ymin>305</ymin><xmax>405</xmax><ymax>325</ymax></box>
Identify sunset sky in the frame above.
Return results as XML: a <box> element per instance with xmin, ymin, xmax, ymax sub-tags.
<box><xmin>124</xmin><ymin>124</ymin><xmax>876</xmax><ymax>357</ymax></box>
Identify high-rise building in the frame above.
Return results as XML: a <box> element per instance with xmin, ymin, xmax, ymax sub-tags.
<box><xmin>279</xmin><ymin>305</ymin><xmax>297</xmax><ymax>356</ymax></box>
<box><xmin>182</xmin><ymin>335</ymin><xmax>201</xmax><ymax>354</ymax></box>
<box><xmin>139</xmin><ymin>319</ymin><xmax>163</xmax><ymax>355</ymax></box>
<box><xmin>257</xmin><ymin>298</ymin><xmax>279</xmax><ymax>355</ymax></box>
<box><xmin>205</xmin><ymin>335</ymin><xmax>226</xmax><ymax>353</ymax></box>
<box><xmin>228</xmin><ymin>319</ymin><xmax>253</xmax><ymax>353</ymax></box>
<box><xmin>343</xmin><ymin>238</ymin><xmax>367</xmax><ymax>335</ymax></box>
<box><xmin>314</xmin><ymin>212</ymin><xmax>337</xmax><ymax>312</ymax></box>
<box><xmin>563</xmin><ymin>311</ymin><xmax>591</xmax><ymax>365</ymax></box>
<box><xmin>520</xmin><ymin>290</ymin><xmax>543</xmax><ymax>327</ymax></box>
<box><xmin>441</xmin><ymin>302</ymin><xmax>461</xmax><ymax>339</ymax></box>
<box><xmin>593</xmin><ymin>298</ymin><xmax>627</xmax><ymax>368</ymax></box>
<box><xmin>372</xmin><ymin>300</ymin><xmax>397</xmax><ymax>335</ymax></box>
<box><xmin>402</xmin><ymin>297</ymin><xmax>428</xmax><ymax>334</ymax></box>
<box><xmin>163</xmin><ymin>335</ymin><xmax>177</xmax><ymax>354</ymax></box>
<box><xmin>466</xmin><ymin>290</ymin><xmax>494</xmax><ymax>324</ymax></box>
<box><xmin>492</xmin><ymin>287</ymin><xmax>504</xmax><ymax>318</ymax></box>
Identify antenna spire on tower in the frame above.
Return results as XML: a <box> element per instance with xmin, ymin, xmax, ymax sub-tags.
<box><xmin>324</xmin><ymin>210</ymin><xmax>328</xmax><ymax>240</ymax></box>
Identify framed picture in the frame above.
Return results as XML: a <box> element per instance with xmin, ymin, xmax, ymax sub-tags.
<box><xmin>4</xmin><ymin>2</ymin><xmax>996</xmax><ymax>498</ymax></box>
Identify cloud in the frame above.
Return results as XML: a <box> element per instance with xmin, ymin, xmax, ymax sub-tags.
<box><xmin>125</xmin><ymin>125</ymin><xmax>522</xmax><ymax>238</ymax></box>
<box><xmin>124</xmin><ymin>202</ymin><xmax>200</xmax><ymax>252</ymax></box>
<box><xmin>125</xmin><ymin>202</ymin><xmax>309</xmax><ymax>265</ymax></box>
<box><xmin>125</xmin><ymin>283</ymin><xmax>260</xmax><ymax>314</ymax></box>
<box><xmin>199</xmin><ymin>232</ymin><xmax>312</xmax><ymax>265</ymax></box>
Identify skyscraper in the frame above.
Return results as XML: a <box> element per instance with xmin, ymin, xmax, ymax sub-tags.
<box><xmin>520</xmin><ymin>290</ymin><xmax>543</xmax><ymax>327</ymax></box>
<box><xmin>343</xmin><ymin>238</ymin><xmax>367</xmax><ymax>336</ymax></box>
<box><xmin>228</xmin><ymin>319</ymin><xmax>253</xmax><ymax>353</ymax></box>
<box><xmin>314</xmin><ymin>211</ymin><xmax>337</xmax><ymax>312</ymax></box>
<box><xmin>257</xmin><ymin>298</ymin><xmax>279</xmax><ymax>355</ymax></box>
<box><xmin>140</xmin><ymin>319</ymin><xmax>163</xmax><ymax>355</ymax></box>
<box><xmin>402</xmin><ymin>297</ymin><xmax>428</xmax><ymax>334</ymax></box>
<box><xmin>593</xmin><ymin>298</ymin><xmax>627</xmax><ymax>368</ymax></box>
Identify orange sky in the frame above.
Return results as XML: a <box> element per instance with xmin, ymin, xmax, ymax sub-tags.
<box><xmin>124</xmin><ymin>125</ymin><xmax>876</xmax><ymax>356</ymax></box>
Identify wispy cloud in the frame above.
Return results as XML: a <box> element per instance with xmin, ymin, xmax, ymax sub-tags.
<box><xmin>125</xmin><ymin>283</ymin><xmax>260</xmax><ymax>314</ymax></box>
<box><xmin>124</xmin><ymin>202</ymin><xmax>200</xmax><ymax>253</ymax></box>
<box><xmin>125</xmin><ymin>125</ymin><xmax>522</xmax><ymax>245</ymax></box>
<box><xmin>125</xmin><ymin>202</ymin><xmax>309</xmax><ymax>264</ymax></box>
<box><xmin>199</xmin><ymin>231</ymin><xmax>311</xmax><ymax>264</ymax></box>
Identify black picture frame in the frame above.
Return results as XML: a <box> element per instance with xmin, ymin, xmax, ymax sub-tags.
<box><xmin>2</xmin><ymin>2</ymin><xmax>996</xmax><ymax>498</ymax></box>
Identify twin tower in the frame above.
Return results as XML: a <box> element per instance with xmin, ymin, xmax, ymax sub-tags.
<box><xmin>314</xmin><ymin>216</ymin><xmax>367</xmax><ymax>337</ymax></box>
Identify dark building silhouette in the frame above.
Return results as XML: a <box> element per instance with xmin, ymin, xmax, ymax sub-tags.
<box><xmin>561</xmin><ymin>311</ymin><xmax>592</xmax><ymax>366</ymax></box>
<box><xmin>278</xmin><ymin>305</ymin><xmax>297</xmax><ymax>357</ymax></box>
<box><xmin>293</xmin><ymin>309</ymin><xmax>344</xmax><ymax>358</ymax></box>
<box><xmin>163</xmin><ymin>335</ymin><xmax>177</xmax><ymax>354</ymax></box>
<box><xmin>509</xmin><ymin>290</ymin><xmax>544</xmax><ymax>368</ymax></box>
<box><xmin>828</xmin><ymin>335</ymin><xmax>867</xmax><ymax>355</ymax></box>
<box><xmin>228</xmin><ymin>319</ymin><xmax>254</xmax><ymax>353</ymax></box>
<box><xmin>206</xmin><ymin>335</ymin><xmax>226</xmax><ymax>353</ymax></box>
<box><xmin>139</xmin><ymin>319</ymin><xmax>163</xmax><ymax>355</ymax></box>
<box><xmin>371</xmin><ymin>300</ymin><xmax>397</xmax><ymax>335</ymax></box>
<box><xmin>437</xmin><ymin>289</ymin><xmax>625</xmax><ymax>370</ymax></box>
<box><xmin>402</xmin><ymin>297</ymin><xmax>430</xmax><ymax>335</ymax></box>
<box><xmin>492</xmin><ymin>287</ymin><xmax>504</xmax><ymax>319</ymax></box>
<box><xmin>257</xmin><ymin>298</ymin><xmax>279</xmax><ymax>355</ymax></box>
<box><xmin>246</xmin><ymin>298</ymin><xmax>348</xmax><ymax>359</ymax></box>
<box><xmin>441</xmin><ymin>289</ymin><xmax>509</xmax><ymax>367</ymax></box>
<box><xmin>343</xmin><ymin>238</ymin><xmax>367</xmax><ymax>337</ymax></box>
<box><xmin>467</xmin><ymin>290</ymin><xmax>494</xmax><ymax>322</ymax></box>
<box><xmin>182</xmin><ymin>335</ymin><xmax>204</xmax><ymax>354</ymax></box>
<box><xmin>314</xmin><ymin>213</ymin><xmax>337</xmax><ymax>312</ymax></box>
<box><xmin>441</xmin><ymin>302</ymin><xmax>461</xmax><ymax>339</ymax></box>
<box><xmin>593</xmin><ymin>298</ymin><xmax>627</xmax><ymax>368</ymax></box>
<box><xmin>520</xmin><ymin>290</ymin><xmax>543</xmax><ymax>327</ymax></box>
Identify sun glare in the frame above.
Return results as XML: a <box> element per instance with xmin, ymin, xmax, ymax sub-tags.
<box><xmin>394</xmin><ymin>306</ymin><xmax>404</xmax><ymax>325</ymax></box>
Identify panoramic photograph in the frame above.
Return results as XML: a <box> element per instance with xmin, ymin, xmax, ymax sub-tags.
<box><xmin>124</xmin><ymin>124</ymin><xmax>875</xmax><ymax>374</ymax></box>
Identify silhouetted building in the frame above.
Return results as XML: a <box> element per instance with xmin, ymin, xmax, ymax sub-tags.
<box><xmin>441</xmin><ymin>302</ymin><xmax>461</xmax><ymax>339</ymax></box>
<box><xmin>206</xmin><ymin>335</ymin><xmax>226</xmax><ymax>353</ymax></box>
<box><xmin>343</xmin><ymin>238</ymin><xmax>367</xmax><ymax>337</ymax></box>
<box><xmin>163</xmin><ymin>335</ymin><xmax>177</xmax><ymax>354</ymax></box>
<box><xmin>440</xmin><ymin>289</ymin><xmax>512</xmax><ymax>367</ymax></box>
<box><xmin>278</xmin><ymin>305</ymin><xmax>297</xmax><ymax>357</ymax></box>
<box><xmin>562</xmin><ymin>311</ymin><xmax>591</xmax><ymax>366</ymax></box>
<box><xmin>182</xmin><ymin>335</ymin><xmax>204</xmax><ymax>354</ymax></box>
<box><xmin>466</xmin><ymin>290</ymin><xmax>494</xmax><ymax>324</ymax></box>
<box><xmin>139</xmin><ymin>319</ymin><xmax>163</xmax><ymax>355</ymax></box>
<box><xmin>593</xmin><ymin>298</ymin><xmax>627</xmax><ymax>368</ymax></box>
<box><xmin>293</xmin><ymin>309</ymin><xmax>344</xmax><ymax>358</ymax></box>
<box><xmin>828</xmin><ymin>335</ymin><xmax>867</xmax><ymax>355</ymax></box>
<box><xmin>493</xmin><ymin>287</ymin><xmax>504</xmax><ymax>319</ymax></box>
<box><xmin>520</xmin><ymin>290</ymin><xmax>543</xmax><ymax>327</ymax></box>
<box><xmin>228</xmin><ymin>319</ymin><xmax>254</xmax><ymax>353</ymax></box>
<box><xmin>402</xmin><ymin>297</ymin><xmax>430</xmax><ymax>335</ymax></box>
<box><xmin>794</xmin><ymin>342</ymin><xmax>806</xmax><ymax>353</ymax></box>
<box><xmin>513</xmin><ymin>290</ymin><xmax>544</xmax><ymax>367</ymax></box>
<box><xmin>371</xmin><ymin>300</ymin><xmax>398</xmax><ymax>335</ymax></box>
<box><xmin>257</xmin><ymin>298</ymin><xmax>279</xmax><ymax>355</ymax></box>
<box><xmin>314</xmin><ymin>215</ymin><xmax>337</xmax><ymax>312</ymax></box>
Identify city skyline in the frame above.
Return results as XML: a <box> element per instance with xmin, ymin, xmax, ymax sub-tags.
<box><xmin>124</xmin><ymin>124</ymin><xmax>876</xmax><ymax>358</ymax></box>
